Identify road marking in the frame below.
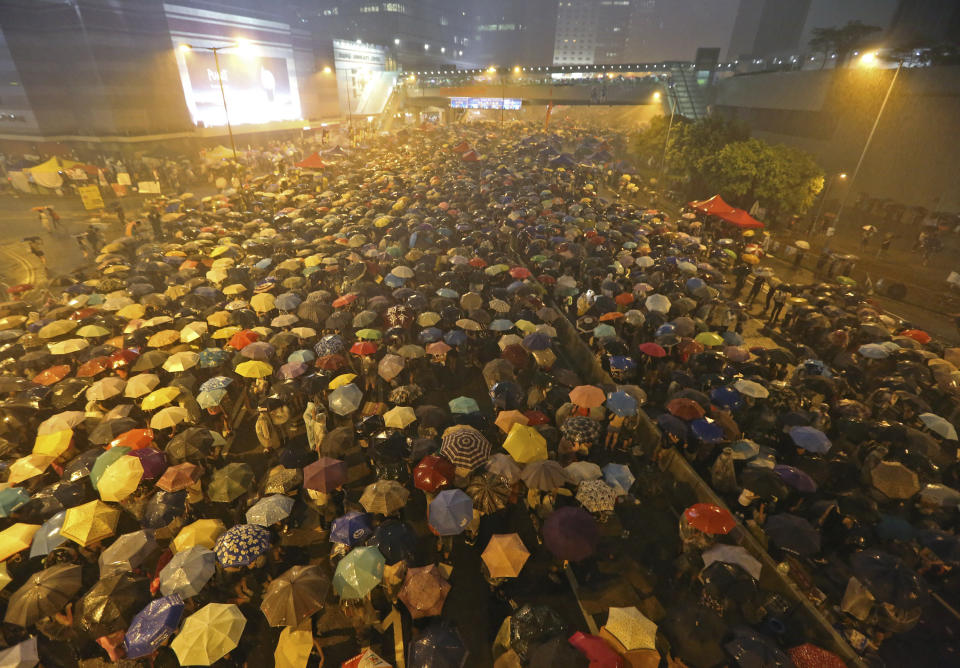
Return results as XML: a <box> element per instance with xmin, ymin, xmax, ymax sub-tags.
<box><xmin>0</xmin><ymin>243</ymin><xmax>35</xmax><ymax>285</ymax></box>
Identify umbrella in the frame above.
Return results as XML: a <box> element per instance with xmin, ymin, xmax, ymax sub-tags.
<box><xmin>173</xmin><ymin>519</ymin><xmax>226</xmax><ymax>553</ymax></box>
<box><xmin>789</xmin><ymin>426</ymin><xmax>832</xmax><ymax>453</ymax></box>
<box><xmin>77</xmin><ymin>571</ymin><xmax>151</xmax><ymax>637</ymax></box>
<box><xmin>333</xmin><ymin>546</ymin><xmax>385</xmax><ymax>599</ymax></box>
<box><xmin>275</xmin><ymin>624</ymin><xmax>313</xmax><ymax>668</ymax></box>
<box><xmin>149</xmin><ymin>406</ymin><xmax>190</xmax><ymax>430</ymax></box>
<box><xmin>246</xmin><ymin>494</ymin><xmax>295</xmax><ymax>526</ymax></box>
<box><xmin>667</xmin><ymin>397</ymin><xmax>706</xmax><ymax>420</ymax></box>
<box><xmin>0</xmin><ymin>638</ymin><xmax>38</xmax><ymax>668</ymax></box>
<box><xmin>160</xmin><ymin>545</ymin><xmax>217</xmax><ymax>598</ymax></box>
<box><xmin>261</xmin><ymin>564</ymin><xmax>330</xmax><ymax>627</ymax></box>
<box><xmin>409</xmin><ymin>622</ymin><xmax>468</xmax><ymax>668</ymax></box>
<box><xmin>125</xmin><ymin>373</ymin><xmax>160</xmax><ymax>398</ymax></box>
<box><xmin>482</xmin><ymin>533</ymin><xmax>530</xmax><ymax>578</ymax></box>
<box><xmin>569</xmin><ymin>385</ymin><xmax>604</xmax><ymax>407</ymax></box>
<box><xmin>602</xmin><ymin>462</ymin><xmax>635</xmax><ymax>494</ymax></box>
<box><xmin>543</xmin><ymin>507</ymin><xmax>598</xmax><ymax>562</ymax></box>
<box><xmin>399</xmin><ymin>564</ymin><xmax>451</xmax><ymax>618</ymax></box>
<box><xmin>702</xmin><ymin>544</ymin><xmax>763</xmax><ymax>581</ymax></box>
<box><xmin>98</xmin><ymin>529</ymin><xmax>157</xmax><ymax>577</ymax></box>
<box><xmin>329</xmin><ymin>383</ymin><xmax>363</xmax><ymax>415</ymax></box>
<box><xmin>449</xmin><ymin>396</ymin><xmax>479</xmax><ymax>414</ymax></box>
<box><xmin>565</xmin><ymin>461</ymin><xmax>603</xmax><ymax>482</ymax></box>
<box><xmin>429</xmin><ymin>489</ymin><xmax>474</xmax><ymax>536</ymax></box>
<box><xmin>521</xmin><ymin>460</ymin><xmax>570</xmax><ymax>491</ymax></box>
<box><xmin>369</xmin><ymin>521</ymin><xmax>418</xmax><ymax>565</ymax></box>
<box><xmin>683</xmin><ymin>503</ymin><xmax>735</xmax><ymax>535</ymax></box>
<box><xmin>384</xmin><ymin>405</ymin><xmax>417</xmax><ymax>429</ymax></box>
<box><xmin>918</xmin><ymin>412</ymin><xmax>958</xmax><ymax>440</ymax></box>
<box><xmin>0</xmin><ymin>524</ymin><xmax>39</xmax><ymax>562</ymax></box>
<box><xmin>4</xmin><ymin>563</ymin><xmax>82</xmax><ymax>626</ymax></box>
<box><xmin>439</xmin><ymin>426</ymin><xmax>492</xmax><ymax>469</ymax></box>
<box><xmin>733</xmin><ymin>378</ymin><xmax>769</xmax><ymax>399</ymax></box>
<box><xmin>605</xmin><ymin>606</ymin><xmax>657</xmax><ymax>651</ymax></box>
<box><xmin>725</xmin><ymin>627</ymin><xmax>792</xmax><ymax>668</ymax></box>
<box><xmin>124</xmin><ymin>594</ymin><xmax>185</xmax><ymax>659</ymax></box>
<box><xmin>171</xmin><ymin>603</ymin><xmax>246</xmax><ymax>666</ymax></box>
<box><xmin>29</xmin><ymin>512</ymin><xmax>66</xmax><ymax>558</ymax></box>
<box><xmin>331</xmin><ymin>511</ymin><xmax>373</xmax><ymax>546</ymax></box>
<box><xmin>561</xmin><ymin>416</ymin><xmax>601</xmax><ymax>444</ymax></box>
<box><xmin>60</xmin><ymin>499</ymin><xmax>118</xmax><ymax>547</ymax></box>
<box><xmin>851</xmin><ymin>548</ymin><xmax>926</xmax><ymax>612</ymax></box>
<box><xmin>871</xmin><ymin>461</ymin><xmax>921</xmax><ymax>499</ymax></box>
<box><xmin>214</xmin><ymin>524</ymin><xmax>271</xmax><ymax>567</ymax></box>
<box><xmin>157</xmin><ymin>462</ymin><xmax>201</xmax><ymax>493</ymax></box>
<box><xmin>503</xmin><ymin>423</ymin><xmax>548</xmax><ymax>463</ymax></box>
<box><xmin>0</xmin><ymin>488</ymin><xmax>31</xmax><ymax>518</ymax></box>
<box><xmin>208</xmin><ymin>462</ymin><xmax>255</xmax><ymax>502</ymax></box>
<box><xmin>788</xmin><ymin>644</ymin><xmax>846</xmax><ymax>668</ymax></box>
<box><xmin>414</xmin><ymin>455</ymin><xmax>455</xmax><ymax>493</ymax></box>
<box><xmin>466</xmin><ymin>472</ymin><xmax>510</xmax><ymax>514</ymax></box>
<box><xmin>576</xmin><ymin>480</ymin><xmax>618</xmax><ymax>513</ymax></box>
<box><xmin>360</xmin><ymin>480</ymin><xmax>410</xmax><ymax>515</ymax></box>
<box><xmin>303</xmin><ymin>457</ymin><xmax>347</xmax><ymax>492</ymax></box>
<box><xmin>97</xmin><ymin>454</ymin><xmax>144</xmax><ymax>502</ymax></box>
<box><xmin>765</xmin><ymin>513</ymin><xmax>821</xmax><ymax>556</ymax></box>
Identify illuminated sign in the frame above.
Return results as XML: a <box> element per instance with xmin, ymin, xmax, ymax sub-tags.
<box><xmin>450</xmin><ymin>97</ymin><xmax>522</xmax><ymax>110</ymax></box>
<box><xmin>165</xmin><ymin>4</ymin><xmax>302</xmax><ymax>126</ymax></box>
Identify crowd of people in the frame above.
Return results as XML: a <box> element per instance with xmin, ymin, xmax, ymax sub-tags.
<box><xmin>0</xmin><ymin>120</ymin><xmax>956</xmax><ymax>668</ymax></box>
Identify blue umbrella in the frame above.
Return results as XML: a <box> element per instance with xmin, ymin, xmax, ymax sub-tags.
<box><xmin>608</xmin><ymin>356</ymin><xmax>636</xmax><ymax>371</ymax></box>
<box><xmin>490</xmin><ymin>319</ymin><xmax>514</xmax><ymax>332</ymax></box>
<box><xmin>368</xmin><ymin>521</ymin><xmax>418</xmax><ymax>565</ymax></box>
<box><xmin>657</xmin><ymin>414</ymin><xmax>689</xmax><ymax>444</ymax></box>
<box><xmin>710</xmin><ymin>386</ymin><xmax>743</xmax><ymax>411</ymax></box>
<box><xmin>315</xmin><ymin>334</ymin><xmax>346</xmax><ymax>356</ymax></box>
<box><xmin>418</xmin><ymin>327</ymin><xmax>444</xmax><ymax>343</ymax></box>
<box><xmin>690</xmin><ymin>418</ymin><xmax>725</xmax><ymax>444</ymax></box>
<box><xmin>605</xmin><ymin>391</ymin><xmax>637</xmax><ymax>417</ymax></box>
<box><xmin>245</xmin><ymin>495</ymin><xmax>294</xmax><ymax>526</ymax></box>
<box><xmin>876</xmin><ymin>515</ymin><xmax>916</xmax><ymax>542</ymax></box>
<box><xmin>330</xmin><ymin>511</ymin><xmax>373</xmax><ymax>546</ymax></box>
<box><xmin>124</xmin><ymin>594</ymin><xmax>185</xmax><ymax>659</ymax></box>
<box><xmin>602</xmin><ymin>463</ymin><xmax>635</xmax><ymax>494</ymax></box>
<box><xmin>443</xmin><ymin>330</ymin><xmax>467</xmax><ymax>347</ymax></box>
<box><xmin>214</xmin><ymin>524</ymin><xmax>271</xmax><ymax>567</ymax></box>
<box><xmin>30</xmin><ymin>510</ymin><xmax>67</xmax><ymax>558</ymax></box>
<box><xmin>142</xmin><ymin>490</ymin><xmax>187</xmax><ymax>529</ymax></box>
<box><xmin>428</xmin><ymin>489</ymin><xmax>474</xmax><ymax>536</ymax></box>
<box><xmin>858</xmin><ymin>343</ymin><xmax>889</xmax><ymax>359</ymax></box>
<box><xmin>384</xmin><ymin>274</ymin><xmax>405</xmax><ymax>288</ymax></box>
<box><xmin>730</xmin><ymin>439</ymin><xmax>760</xmax><ymax>460</ymax></box>
<box><xmin>789</xmin><ymin>426</ymin><xmax>832</xmax><ymax>453</ymax></box>
<box><xmin>722</xmin><ymin>331</ymin><xmax>744</xmax><ymax>346</ymax></box>
<box><xmin>0</xmin><ymin>488</ymin><xmax>30</xmax><ymax>517</ymax></box>
<box><xmin>773</xmin><ymin>465</ymin><xmax>817</xmax><ymax>493</ymax></box>
<box><xmin>199</xmin><ymin>376</ymin><xmax>232</xmax><ymax>392</ymax></box>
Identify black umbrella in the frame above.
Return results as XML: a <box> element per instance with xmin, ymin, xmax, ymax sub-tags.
<box><xmin>76</xmin><ymin>572</ymin><xmax>151</xmax><ymax>637</ymax></box>
<box><xmin>5</xmin><ymin>564</ymin><xmax>83</xmax><ymax>627</ymax></box>
<box><xmin>850</xmin><ymin>549</ymin><xmax>927</xmax><ymax>612</ymax></box>
<box><xmin>764</xmin><ymin>513</ymin><xmax>821</xmax><ymax>557</ymax></box>
<box><xmin>166</xmin><ymin>427</ymin><xmax>214</xmax><ymax>462</ymax></box>
<box><xmin>662</xmin><ymin>601</ymin><xmax>727</xmax><ymax>668</ymax></box>
<box><xmin>528</xmin><ymin>636</ymin><xmax>588</xmax><ymax>668</ymax></box>
<box><xmin>509</xmin><ymin>605</ymin><xmax>567</xmax><ymax>661</ymax></box>
<box><xmin>367</xmin><ymin>520</ymin><xmax>418</xmax><ymax>565</ymax></box>
<box><xmin>699</xmin><ymin>561</ymin><xmax>758</xmax><ymax>608</ymax></box>
<box><xmin>724</xmin><ymin>626</ymin><xmax>792</xmax><ymax>668</ymax></box>
<box><xmin>89</xmin><ymin>417</ymin><xmax>140</xmax><ymax>445</ymax></box>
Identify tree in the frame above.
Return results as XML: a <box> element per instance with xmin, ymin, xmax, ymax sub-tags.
<box><xmin>808</xmin><ymin>20</ymin><xmax>882</xmax><ymax>67</ymax></box>
<box><xmin>627</xmin><ymin>114</ymin><xmax>675</xmax><ymax>168</ymax></box>
<box><xmin>699</xmin><ymin>139</ymin><xmax>824</xmax><ymax>222</ymax></box>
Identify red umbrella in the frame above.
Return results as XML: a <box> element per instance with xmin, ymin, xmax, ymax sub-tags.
<box><xmin>899</xmin><ymin>329</ymin><xmax>931</xmax><ymax>344</ymax></box>
<box><xmin>788</xmin><ymin>643</ymin><xmax>846</xmax><ymax>668</ymax></box>
<box><xmin>537</xmin><ymin>274</ymin><xmax>556</xmax><ymax>285</ymax></box>
<box><xmin>468</xmin><ymin>258</ymin><xmax>487</xmax><ymax>268</ymax></box>
<box><xmin>6</xmin><ymin>284</ymin><xmax>32</xmax><ymax>295</ymax></box>
<box><xmin>683</xmin><ymin>503</ymin><xmax>735</xmax><ymax>535</ymax></box>
<box><xmin>637</xmin><ymin>342</ymin><xmax>666</xmax><ymax>358</ymax></box>
<box><xmin>667</xmin><ymin>398</ymin><xmax>705</xmax><ymax>421</ymax></box>
<box><xmin>227</xmin><ymin>330</ymin><xmax>259</xmax><ymax>350</ymax></box>
<box><xmin>508</xmin><ymin>267</ymin><xmax>531</xmax><ymax>279</ymax></box>
<box><xmin>523</xmin><ymin>410</ymin><xmax>550</xmax><ymax>426</ymax></box>
<box><xmin>597</xmin><ymin>311</ymin><xmax>623</xmax><ymax>322</ymax></box>
<box><xmin>109</xmin><ymin>349</ymin><xmax>139</xmax><ymax>369</ymax></box>
<box><xmin>350</xmin><ymin>341</ymin><xmax>378</xmax><ymax>356</ymax></box>
<box><xmin>501</xmin><ymin>344</ymin><xmax>529</xmax><ymax>369</ymax></box>
<box><xmin>70</xmin><ymin>307</ymin><xmax>100</xmax><ymax>321</ymax></box>
<box><xmin>614</xmin><ymin>293</ymin><xmax>635</xmax><ymax>306</ymax></box>
<box><xmin>76</xmin><ymin>357</ymin><xmax>111</xmax><ymax>378</ymax></box>
<box><xmin>109</xmin><ymin>428</ymin><xmax>154</xmax><ymax>451</ymax></box>
<box><xmin>568</xmin><ymin>632</ymin><xmax>623</xmax><ymax>668</ymax></box>
<box><xmin>33</xmin><ymin>364</ymin><xmax>71</xmax><ymax>386</ymax></box>
<box><xmin>413</xmin><ymin>455</ymin><xmax>455</xmax><ymax>493</ymax></box>
<box><xmin>316</xmin><ymin>354</ymin><xmax>348</xmax><ymax>371</ymax></box>
<box><xmin>332</xmin><ymin>293</ymin><xmax>358</xmax><ymax>308</ymax></box>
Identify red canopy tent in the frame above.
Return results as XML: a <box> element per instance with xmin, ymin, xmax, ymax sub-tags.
<box><xmin>717</xmin><ymin>208</ymin><xmax>765</xmax><ymax>229</ymax></box>
<box><xmin>294</xmin><ymin>153</ymin><xmax>328</xmax><ymax>169</ymax></box>
<box><xmin>688</xmin><ymin>194</ymin><xmax>736</xmax><ymax>216</ymax></box>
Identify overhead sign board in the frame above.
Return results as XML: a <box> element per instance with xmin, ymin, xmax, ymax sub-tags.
<box><xmin>450</xmin><ymin>97</ymin><xmax>522</xmax><ymax>110</ymax></box>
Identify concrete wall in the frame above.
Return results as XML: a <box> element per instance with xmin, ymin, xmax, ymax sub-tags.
<box><xmin>714</xmin><ymin>67</ymin><xmax>960</xmax><ymax>213</ymax></box>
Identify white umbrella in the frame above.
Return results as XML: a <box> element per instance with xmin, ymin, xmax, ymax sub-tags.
<box><xmin>918</xmin><ymin>413</ymin><xmax>957</xmax><ymax>440</ymax></box>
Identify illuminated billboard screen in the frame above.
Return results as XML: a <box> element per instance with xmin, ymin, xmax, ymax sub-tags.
<box><xmin>450</xmin><ymin>97</ymin><xmax>522</xmax><ymax>110</ymax></box>
<box><xmin>165</xmin><ymin>3</ymin><xmax>302</xmax><ymax>127</ymax></box>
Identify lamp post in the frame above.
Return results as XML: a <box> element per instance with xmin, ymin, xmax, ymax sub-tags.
<box><xmin>809</xmin><ymin>172</ymin><xmax>847</xmax><ymax>236</ymax></box>
<box><xmin>180</xmin><ymin>43</ymin><xmax>240</xmax><ymax>161</ymax></box>
<box><xmin>832</xmin><ymin>52</ymin><xmax>904</xmax><ymax>237</ymax></box>
<box><xmin>656</xmin><ymin>81</ymin><xmax>678</xmax><ymax>189</ymax></box>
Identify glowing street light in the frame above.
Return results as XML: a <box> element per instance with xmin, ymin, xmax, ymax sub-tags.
<box><xmin>513</xmin><ymin>66</ymin><xmax>520</xmax><ymax>74</ymax></box>
<box><xmin>652</xmin><ymin>91</ymin><xmax>661</xmax><ymax>101</ymax></box>
<box><xmin>322</xmin><ymin>66</ymin><xmax>332</xmax><ymax>74</ymax></box>
<box><xmin>859</xmin><ymin>51</ymin><xmax>879</xmax><ymax>67</ymax></box>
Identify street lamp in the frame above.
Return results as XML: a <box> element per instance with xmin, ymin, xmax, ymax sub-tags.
<box><xmin>179</xmin><ymin>42</ymin><xmax>243</xmax><ymax>160</ymax></box>
<box><xmin>657</xmin><ymin>82</ymin><xmax>678</xmax><ymax>188</ymax></box>
<box><xmin>832</xmin><ymin>51</ymin><xmax>903</xmax><ymax>237</ymax></box>
<box><xmin>809</xmin><ymin>172</ymin><xmax>847</xmax><ymax>236</ymax></box>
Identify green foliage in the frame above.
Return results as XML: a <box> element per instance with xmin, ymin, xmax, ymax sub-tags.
<box><xmin>808</xmin><ymin>20</ymin><xmax>882</xmax><ymax>67</ymax></box>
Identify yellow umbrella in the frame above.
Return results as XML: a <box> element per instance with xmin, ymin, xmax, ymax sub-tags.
<box><xmin>383</xmin><ymin>406</ymin><xmax>417</xmax><ymax>429</ymax></box>
<box><xmin>532</xmin><ymin>349</ymin><xmax>557</xmax><ymax>368</ymax></box>
<box><xmin>180</xmin><ymin>322</ymin><xmax>208</xmax><ymax>343</ymax></box>
<box><xmin>0</xmin><ymin>524</ymin><xmax>40</xmax><ymax>561</ymax></box>
<box><xmin>8</xmin><ymin>454</ymin><xmax>56</xmax><ymax>484</ymax></box>
<box><xmin>60</xmin><ymin>500</ymin><xmax>119</xmax><ymax>547</ymax></box>
<box><xmin>0</xmin><ymin>561</ymin><xmax>11</xmax><ymax>590</ymax></box>
<box><xmin>741</xmin><ymin>253</ymin><xmax>759</xmax><ymax>265</ymax></box>
<box><xmin>103</xmin><ymin>264</ymin><xmax>129</xmax><ymax>275</ymax></box>
<box><xmin>172</xmin><ymin>519</ymin><xmax>226</xmax><ymax>553</ymax></box>
<box><xmin>304</xmin><ymin>254</ymin><xmax>323</xmax><ymax>267</ymax></box>
<box><xmin>163</xmin><ymin>351</ymin><xmax>200</xmax><ymax>373</ymax></box>
<box><xmin>211</xmin><ymin>257</ymin><xmax>235</xmax><ymax>269</ymax></box>
<box><xmin>171</xmin><ymin>603</ymin><xmax>246</xmax><ymax>666</ymax></box>
<box><xmin>48</xmin><ymin>338</ymin><xmax>88</xmax><ymax>355</ymax></box>
<box><xmin>502</xmin><ymin>424</ymin><xmax>548</xmax><ymax>464</ymax></box>
<box><xmin>222</xmin><ymin>284</ymin><xmax>247</xmax><ymax>296</ymax></box>
<box><xmin>212</xmin><ymin>326</ymin><xmax>241</xmax><ymax>340</ymax></box>
<box><xmin>117</xmin><ymin>303</ymin><xmax>147</xmax><ymax>320</ymax></box>
<box><xmin>38</xmin><ymin>319</ymin><xmax>78</xmax><ymax>339</ymax></box>
<box><xmin>235</xmin><ymin>360</ymin><xmax>273</xmax><ymax>379</ymax></box>
<box><xmin>150</xmin><ymin>406</ymin><xmax>190</xmax><ymax>430</ymax></box>
<box><xmin>0</xmin><ymin>315</ymin><xmax>27</xmax><ymax>331</ymax></box>
<box><xmin>328</xmin><ymin>373</ymin><xmax>357</xmax><ymax>390</ymax></box>
<box><xmin>513</xmin><ymin>319</ymin><xmax>537</xmax><ymax>334</ymax></box>
<box><xmin>142</xmin><ymin>386</ymin><xmax>181</xmax><ymax>411</ymax></box>
<box><xmin>76</xmin><ymin>324</ymin><xmax>110</xmax><ymax>338</ymax></box>
<box><xmin>275</xmin><ymin>623</ymin><xmax>313</xmax><ymax>668</ymax></box>
<box><xmin>250</xmin><ymin>293</ymin><xmax>277</xmax><ymax>313</ymax></box>
<box><xmin>147</xmin><ymin>329</ymin><xmax>181</xmax><ymax>348</ymax></box>
<box><xmin>33</xmin><ymin>430</ymin><xmax>74</xmax><ymax>458</ymax></box>
<box><xmin>165</xmin><ymin>285</ymin><xmax>190</xmax><ymax>300</ymax></box>
<box><xmin>209</xmin><ymin>245</ymin><xmax>234</xmax><ymax>258</ymax></box>
<box><xmin>98</xmin><ymin>455</ymin><xmax>144</xmax><ymax>502</ymax></box>
<box><xmin>125</xmin><ymin>373</ymin><xmax>160</xmax><ymax>398</ymax></box>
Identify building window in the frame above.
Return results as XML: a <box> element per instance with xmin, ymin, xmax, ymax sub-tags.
<box><xmin>440</xmin><ymin>16</ymin><xmax>448</xmax><ymax>25</ymax></box>
<box><xmin>322</xmin><ymin>7</ymin><xmax>338</xmax><ymax>15</ymax></box>
<box><xmin>360</xmin><ymin>5</ymin><xmax>380</xmax><ymax>12</ymax></box>
<box><xmin>382</xmin><ymin>2</ymin><xmax>405</xmax><ymax>12</ymax></box>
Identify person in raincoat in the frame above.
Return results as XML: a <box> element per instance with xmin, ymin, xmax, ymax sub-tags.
<box><xmin>255</xmin><ymin>405</ymin><xmax>282</xmax><ymax>451</ymax></box>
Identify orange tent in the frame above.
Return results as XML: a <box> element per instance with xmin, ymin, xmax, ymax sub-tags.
<box><xmin>717</xmin><ymin>208</ymin><xmax>765</xmax><ymax>229</ymax></box>
<box><xmin>688</xmin><ymin>195</ymin><xmax>736</xmax><ymax>216</ymax></box>
<box><xmin>294</xmin><ymin>153</ymin><xmax>328</xmax><ymax>169</ymax></box>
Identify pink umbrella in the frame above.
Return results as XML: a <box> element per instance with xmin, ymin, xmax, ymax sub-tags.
<box><xmin>303</xmin><ymin>457</ymin><xmax>347</xmax><ymax>493</ymax></box>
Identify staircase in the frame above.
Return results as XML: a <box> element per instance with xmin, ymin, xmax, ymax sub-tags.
<box><xmin>668</xmin><ymin>66</ymin><xmax>707</xmax><ymax>120</ymax></box>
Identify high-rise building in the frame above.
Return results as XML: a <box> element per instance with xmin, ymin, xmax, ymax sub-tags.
<box><xmin>727</xmin><ymin>0</ymin><xmax>764</xmax><ymax>63</ymax></box>
<box><xmin>750</xmin><ymin>0</ymin><xmax>812</xmax><ymax>61</ymax></box>
<box><xmin>553</xmin><ymin>0</ymin><xmax>634</xmax><ymax>65</ymax></box>
<box><xmin>472</xmin><ymin>0</ymin><xmax>558</xmax><ymax>68</ymax></box>
<box><xmin>886</xmin><ymin>0</ymin><xmax>960</xmax><ymax>47</ymax></box>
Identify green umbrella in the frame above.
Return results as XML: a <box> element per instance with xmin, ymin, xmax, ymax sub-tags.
<box><xmin>90</xmin><ymin>446</ymin><xmax>132</xmax><ymax>490</ymax></box>
<box><xmin>333</xmin><ymin>547</ymin><xmax>385</xmax><ymax>600</ymax></box>
<box><xmin>207</xmin><ymin>463</ymin><xmax>255</xmax><ymax>502</ymax></box>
